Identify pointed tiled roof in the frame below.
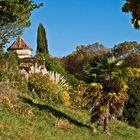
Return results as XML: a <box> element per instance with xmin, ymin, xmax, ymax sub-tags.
<box><xmin>7</xmin><ymin>37</ymin><xmax>32</xmax><ymax>51</ymax></box>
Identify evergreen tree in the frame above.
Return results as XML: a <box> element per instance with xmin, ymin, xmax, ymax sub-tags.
<box><xmin>37</xmin><ymin>23</ymin><xmax>49</xmax><ymax>54</ymax></box>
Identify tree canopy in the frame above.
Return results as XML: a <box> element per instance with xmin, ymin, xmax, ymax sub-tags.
<box><xmin>122</xmin><ymin>0</ymin><xmax>140</xmax><ymax>29</ymax></box>
<box><xmin>0</xmin><ymin>0</ymin><xmax>43</xmax><ymax>48</ymax></box>
<box><xmin>112</xmin><ymin>41</ymin><xmax>140</xmax><ymax>68</ymax></box>
<box><xmin>61</xmin><ymin>43</ymin><xmax>109</xmax><ymax>80</ymax></box>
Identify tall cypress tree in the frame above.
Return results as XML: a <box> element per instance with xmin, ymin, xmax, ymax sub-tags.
<box><xmin>37</xmin><ymin>23</ymin><xmax>49</xmax><ymax>54</ymax></box>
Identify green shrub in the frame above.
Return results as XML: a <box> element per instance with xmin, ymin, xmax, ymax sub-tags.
<box><xmin>0</xmin><ymin>69</ymin><xmax>28</xmax><ymax>93</ymax></box>
<box><xmin>122</xmin><ymin>78</ymin><xmax>140</xmax><ymax>128</ymax></box>
<box><xmin>45</xmin><ymin>55</ymin><xmax>66</xmax><ymax>75</ymax></box>
<box><xmin>66</xmin><ymin>74</ymin><xmax>80</xmax><ymax>86</ymax></box>
<box><xmin>35</xmin><ymin>53</ymin><xmax>80</xmax><ymax>86</ymax></box>
<box><xmin>0</xmin><ymin>70</ymin><xmax>8</xmax><ymax>82</ymax></box>
<box><xmin>28</xmin><ymin>73</ymin><xmax>71</xmax><ymax>104</ymax></box>
<box><xmin>0</xmin><ymin>52</ymin><xmax>19</xmax><ymax>70</ymax></box>
<box><xmin>45</xmin><ymin>54</ymin><xmax>81</xmax><ymax>86</ymax></box>
<box><xmin>70</xmin><ymin>83</ymin><xmax>87</xmax><ymax>109</ymax></box>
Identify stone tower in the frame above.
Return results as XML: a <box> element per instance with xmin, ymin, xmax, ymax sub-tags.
<box><xmin>7</xmin><ymin>36</ymin><xmax>32</xmax><ymax>59</ymax></box>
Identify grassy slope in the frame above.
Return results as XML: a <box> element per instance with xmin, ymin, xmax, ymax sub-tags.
<box><xmin>0</xmin><ymin>85</ymin><xmax>140</xmax><ymax>140</ymax></box>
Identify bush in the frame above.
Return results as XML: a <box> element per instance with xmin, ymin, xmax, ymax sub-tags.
<box><xmin>28</xmin><ymin>73</ymin><xmax>71</xmax><ymax>104</ymax></box>
<box><xmin>36</xmin><ymin>53</ymin><xmax>80</xmax><ymax>86</ymax></box>
<box><xmin>45</xmin><ymin>55</ymin><xmax>81</xmax><ymax>86</ymax></box>
<box><xmin>0</xmin><ymin>52</ymin><xmax>19</xmax><ymax>70</ymax></box>
<box><xmin>122</xmin><ymin>78</ymin><xmax>140</xmax><ymax>128</ymax></box>
<box><xmin>66</xmin><ymin>74</ymin><xmax>80</xmax><ymax>86</ymax></box>
<box><xmin>0</xmin><ymin>69</ymin><xmax>28</xmax><ymax>93</ymax></box>
<box><xmin>70</xmin><ymin>83</ymin><xmax>87</xmax><ymax>109</ymax></box>
<box><xmin>45</xmin><ymin>55</ymin><xmax>66</xmax><ymax>76</ymax></box>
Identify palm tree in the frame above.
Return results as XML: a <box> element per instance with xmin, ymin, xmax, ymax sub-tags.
<box><xmin>84</xmin><ymin>55</ymin><xmax>128</xmax><ymax>134</ymax></box>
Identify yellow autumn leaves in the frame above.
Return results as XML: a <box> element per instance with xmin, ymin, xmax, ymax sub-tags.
<box><xmin>127</xmin><ymin>67</ymin><xmax>140</xmax><ymax>78</ymax></box>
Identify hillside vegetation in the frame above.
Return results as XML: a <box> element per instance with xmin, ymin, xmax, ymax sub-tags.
<box><xmin>1</xmin><ymin>1</ymin><xmax>140</xmax><ymax>139</ymax></box>
<box><xmin>1</xmin><ymin>45</ymin><xmax>140</xmax><ymax>139</ymax></box>
<box><xmin>0</xmin><ymin>83</ymin><xmax>140</xmax><ymax>140</ymax></box>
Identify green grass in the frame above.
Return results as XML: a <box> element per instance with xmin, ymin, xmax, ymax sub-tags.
<box><xmin>0</xmin><ymin>103</ymin><xmax>140</xmax><ymax>140</ymax></box>
<box><xmin>0</xmin><ymin>104</ymin><xmax>93</xmax><ymax>140</ymax></box>
<box><xmin>0</xmin><ymin>85</ymin><xmax>140</xmax><ymax>140</ymax></box>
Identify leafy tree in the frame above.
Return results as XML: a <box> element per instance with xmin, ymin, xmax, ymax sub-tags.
<box><xmin>84</xmin><ymin>55</ymin><xmax>128</xmax><ymax>134</ymax></box>
<box><xmin>122</xmin><ymin>0</ymin><xmax>140</xmax><ymax>29</ymax></box>
<box><xmin>0</xmin><ymin>0</ymin><xmax>43</xmax><ymax>48</ymax></box>
<box><xmin>37</xmin><ymin>23</ymin><xmax>49</xmax><ymax>54</ymax></box>
<box><xmin>112</xmin><ymin>41</ymin><xmax>140</xmax><ymax>68</ymax></box>
<box><xmin>61</xmin><ymin>43</ymin><xmax>109</xmax><ymax>80</ymax></box>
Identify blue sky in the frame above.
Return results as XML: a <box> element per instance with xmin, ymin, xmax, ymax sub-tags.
<box><xmin>11</xmin><ymin>0</ymin><xmax>140</xmax><ymax>57</ymax></box>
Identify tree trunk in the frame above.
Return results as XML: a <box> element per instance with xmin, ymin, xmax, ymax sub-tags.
<box><xmin>104</xmin><ymin>117</ymin><xmax>110</xmax><ymax>135</ymax></box>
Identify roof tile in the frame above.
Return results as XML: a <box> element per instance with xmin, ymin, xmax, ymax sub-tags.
<box><xmin>7</xmin><ymin>37</ymin><xmax>32</xmax><ymax>51</ymax></box>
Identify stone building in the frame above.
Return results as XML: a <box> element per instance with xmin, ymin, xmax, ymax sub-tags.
<box><xmin>7</xmin><ymin>36</ymin><xmax>32</xmax><ymax>59</ymax></box>
<box><xmin>7</xmin><ymin>37</ymin><xmax>47</xmax><ymax>78</ymax></box>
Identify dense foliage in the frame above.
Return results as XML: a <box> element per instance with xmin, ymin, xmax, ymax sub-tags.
<box><xmin>122</xmin><ymin>77</ymin><xmax>140</xmax><ymax>128</ymax></box>
<box><xmin>112</xmin><ymin>42</ymin><xmax>140</xmax><ymax>128</ymax></box>
<box><xmin>1</xmin><ymin>1</ymin><xmax>140</xmax><ymax>138</ymax></box>
<box><xmin>44</xmin><ymin>54</ymin><xmax>80</xmax><ymax>86</ymax></box>
<box><xmin>0</xmin><ymin>69</ymin><xmax>27</xmax><ymax>93</ymax></box>
<box><xmin>28</xmin><ymin>73</ymin><xmax>71</xmax><ymax>105</ymax></box>
<box><xmin>0</xmin><ymin>0</ymin><xmax>43</xmax><ymax>48</ymax></box>
<box><xmin>0</xmin><ymin>52</ymin><xmax>19</xmax><ymax>73</ymax></box>
<box><xmin>84</xmin><ymin>55</ymin><xmax>128</xmax><ymax>134</ymax></box>
<box><xmin>112</xmin><ymin>41</ymin><xmax>140</xmax><ymax>68</ymax></box>
<box><xmin>37</xmin><ymin>23</ymin><xmax>49</xmax><ymax>54</ymax></box>
<box><xmin>122</xmin><ymin>0</ymin><xmax>140</xmax><ymax>29</ymax></box>
<box><xmin>61</xmin><ymin>43</ymin><xmax>109</xmax><ymax>80</ymax></box>
<box><xmin>45</xmin><ymin>55</ymin><xmax>65</xmax><ymax>75</ymax></box>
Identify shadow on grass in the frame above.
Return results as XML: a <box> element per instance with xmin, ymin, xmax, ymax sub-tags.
<box><xmin>22</xmin><ymin>97</ymin><xmax>92</xmax><ymax>130</ymax></box>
